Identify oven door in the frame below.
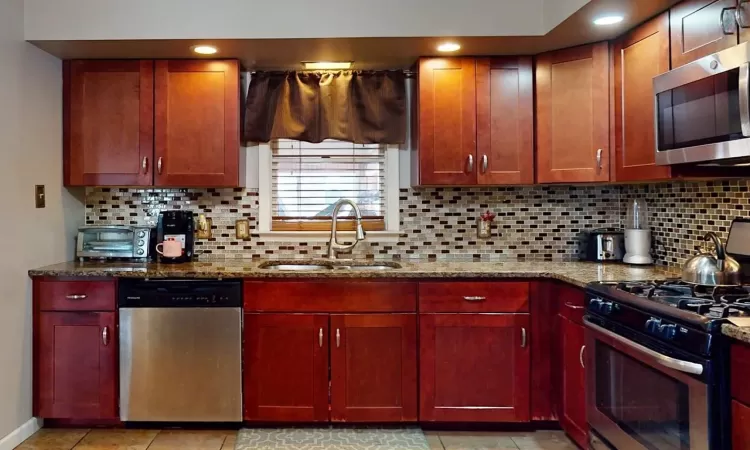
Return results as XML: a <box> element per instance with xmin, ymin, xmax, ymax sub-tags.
<box><xmin>584</xmin><ymin>317</ymin><xmax>710</xmax><ymax>450</ymax></box>
<box><xmin>654</xmin><ymin>41</ymin><xmax>750</xmax><ymax>165</ymax></box>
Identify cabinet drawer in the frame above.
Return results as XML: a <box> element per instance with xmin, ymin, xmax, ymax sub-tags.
<box><xmin>36</xmin><ymin>280</ymin><xmax>116</xmax><ymax>311</ymax></box>
<box><xmin>418</xmin><ymin>282</ymin><xmax>529</xmax><ymax>313</ymax></box>
<box><xmin>244</xmin><ymin>281</ymin><xmax>417</xmax><ymax>312</ymax></box>
<box><xmin>556</xmin><ymin>283</ymin><xmax>586</xmax><ymax>325</ymax></box>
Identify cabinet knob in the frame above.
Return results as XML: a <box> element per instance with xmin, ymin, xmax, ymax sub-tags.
<box><xmin>102</xmin><ymin>326</ymin><xmax>110</xmax><ymax>346</ymax></box>
<box><xmin>579</xmin><ymin>345</ymin><xmax>586</xmax><ymax>369</ymax></box>
<box><xmin>463</xmin><ymin>296</ymin><xmax>486</xmax><ymax>302</ymax></box>
<box><xmin>157</xmin><ymin>157</ymin><xmax>163</xmax><ymax>175</ymax></box>
<box><xmin>65</xmin><ymin>294</ymin><xmax>87</xmax><ymax>300</ymax></box>
<box><xmin>318</xmin><ymin>328</ymin><xmax>323</xmax><ymax>348</ymax></box>
<box><xmin>466</xmin><ymin>155</ymin><xmax>474</xmax><ymax>173</ymax></box>
<box><xmin>480</xmin><ymin>154</ymin><xmax>488</xmax><ymax>174</ymax></box>
<box><xmin>521</xmin><ymin>327</ymin><xmax>527</xmax><ymax>348</ymax></box>
<box><xmin>142</xmin><ymin>156</ymin><xmax>148</xmax><ymax>174</ymax></box>
<box><xmin>596</xmin><ymin>149</ymin><xmax>603</xmax><ymax>173</ymax></box>
<box><xmin>336</xmin><ymin>329</ymin><xmax>341</xmax><ymax>348</ymax></box>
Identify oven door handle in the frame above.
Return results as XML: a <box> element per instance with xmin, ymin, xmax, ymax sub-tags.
<box><xmin>584</xmin><ymin>318</ymin><xmax>704</xmax><ymax>376</ymax></box>
<box><xmin>740</xmin><ymin>62</ymin><xmax>750</xmax><ymax>137</ymax></box>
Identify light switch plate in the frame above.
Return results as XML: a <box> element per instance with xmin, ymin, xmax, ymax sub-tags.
<box><xmin>35</xmin><ymin>185</ymin><xmax>45</xmax><ymax>208</ymax></box>
<box><xmin>236</xmin><ymin>219</ymin><xmax>250</xmax><ymax>239</ymax></box>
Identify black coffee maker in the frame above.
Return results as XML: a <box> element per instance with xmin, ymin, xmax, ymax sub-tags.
<box><xmin>156</xmin><ymin>210</ymin><xmax>194</xmax><ymax>263</ymax></box>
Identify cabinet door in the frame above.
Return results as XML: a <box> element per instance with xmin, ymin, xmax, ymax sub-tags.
<box><xmin>64</xmin><ymin>60</ymin><xmax>154</xmax><ymax>186</ymax></box>
<box><xmin>244</xmin><ymin>314</ymin><xmax>329</xmax><ymax>422</ymax></box>
<box><xmin>330</xmin><ymin>314</ymin><xmax>417</xmax><ymax>422</ymax></box>
<box><xmin>420</xmin><ymin>314</ymin><xmax>530</xmax><ymax>422</ymax></box>
<box><xmin>671</xmin><ymin>0</ymin><xmax>739</xmax><ymax>69</ymax></box>
<box><xmin>36</xmin><ymin>312</ymin><xmax>117</xmax><ymax>419</ymax></box>
<box><xmin>614</xmin><ymin>13</ymin><xmax>672</xmax><ymax>182</ymax></box>
<box><xmin>154</xmin><ymin>60</ymin><xmax>240</xmax><ymax>187</ymax></box>
<box><xmin>418</xmin><ymin>58</ymin><xmax>477</xmax><ymax>186</ymax></box>
<box><xmin>536</xmin><ymin>43</ymin><xmax>610</xmax><ymax>183</ymax></box>
<box><xmin>559</xmin><ymin>315</ymin><xmax>588</xmax><ymax>449</ymax></box>
<box><xmin>733</xmin><ymin>400</ymin><xmax>750</xmax><ymax>449</ymax></box>
<box><xmin>476</xmin><ymin>57</ymin><xmax>534</xmax><ymax>185</ymax></box>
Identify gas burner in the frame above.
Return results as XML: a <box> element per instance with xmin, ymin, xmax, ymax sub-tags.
<box><xmin>615</xmin><ymin>281</ymin><xmax>656</xmax><ymax>297</ymax></box>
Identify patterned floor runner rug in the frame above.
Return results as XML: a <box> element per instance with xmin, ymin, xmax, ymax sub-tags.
<box><xmin>235</xmin><ymin>428</ymin><xmax>429</xmax><ymax>449</ymax></box>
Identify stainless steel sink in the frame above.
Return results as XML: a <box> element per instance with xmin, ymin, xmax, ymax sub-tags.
<box><xmin>258</xmin><ymin>261</ymin><xmax>402</xmax><ymax>271</ymax></box>
<box><xmin>258</xmin><ymin>262</ymin><xmax>332</xmax><ymax>271</ymax></box>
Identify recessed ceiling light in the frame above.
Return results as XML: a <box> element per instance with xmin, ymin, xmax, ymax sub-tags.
<box><xmin>437</xmin><ymin>42</ymin><xmax>461</xmax><ymax>52</ymax></box>
<box><xmin>303</xmin><ymin>61</ymin><xmax>353</xmax><ymax>70</ymax></box>
<box><xmin>192</xmin><ymin>45</ymin><xmax>218</xmax><ymax>55</ymax></box>
<box><xmin>593</xmin><ymin>15</ymin><xmax>624</xmax><ymax>26</ymax></box>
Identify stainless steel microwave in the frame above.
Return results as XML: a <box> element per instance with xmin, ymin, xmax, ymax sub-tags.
<box><xmin>653</xmin><ymin>41</ymin><xmax>750</xmax><ymax>165</ymax></box>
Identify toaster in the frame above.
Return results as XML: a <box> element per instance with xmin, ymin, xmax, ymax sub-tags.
<box><xmin>580</xmin><ymin>228</ymin><xmax>625</xmax><ymax>262</ymax></box>
<box><xmin>76</xmin><ymin>226</ymin><xmax>153</xmax><ymax>261</ymax></box>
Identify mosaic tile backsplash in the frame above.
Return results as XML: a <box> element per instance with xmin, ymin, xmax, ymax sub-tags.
<box><xmin>84</xmin><ymin>180</ymin><xmax>750</xmax><ymax>267</ymax></box>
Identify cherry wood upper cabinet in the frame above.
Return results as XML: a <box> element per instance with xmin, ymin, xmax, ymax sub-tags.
<box><xmin>64</xmin><ymin>60</ymin><xmax>154</xmax><ymax>186</ymax></box>
<box><xmin>417</xmin><ymin>58</ymin><xmax>477</xmax><ymax>185</ymax></box>
<box><xmin>330</xmin><ymin>314</ymin><xmax>417</xmax><ymax>422</ymax></box>
<box><xmin>243</xmin><ymin>313</ymin><xmax>329</xmax><ymax>422</ymax></box>
<box><xmin>154</xmin><ymin>60</ymin><xmax>240</xmax><ymax>187</ymax></box>
<box><xmin>36</xmin><ymin>312</ymin><xmax>118</xmax><ymax>419</ymax></box>
<box><xmin>671</xmin><ymin>0</ymin><xmax>740</xmax><ymax>69</ymax></box>
<box><xmin>559</xmin><ymin>315</ymin><xmax>587</xmax><ymax>449</ymax></box>
<box><xmin>420</xmin><ymin>313</ymin><xmax>531</xmax><ymax>422</ymax></box>
<box><xmin>536</xmin><ymin>43</ymin><xmax>610</xmax><ymax>183</ymax></box>
<box><xmin>614</xmin><ymin>13</ymin><xmax>672</xmax><ymax>182</ymax></box>
<box><xmin>476</xmin><ymin>57</ymin><xmax>534</xmax><ymax>185</ymax></box>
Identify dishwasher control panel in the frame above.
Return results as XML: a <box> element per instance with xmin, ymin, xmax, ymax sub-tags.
<box><xmin>118</xmin><ymin>279</ymin><xmax>242</xmax><ymax>308</ymax></box>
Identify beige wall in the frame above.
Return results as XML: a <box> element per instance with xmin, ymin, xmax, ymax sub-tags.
<box><xmin>0</xmin><ymin>0</ymin><xmax>84</xmax><ymax>440</ymax></box>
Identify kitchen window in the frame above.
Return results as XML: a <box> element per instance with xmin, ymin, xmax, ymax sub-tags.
<box><xmin>258</xmin><ymin>139</ymin><xmax>400</xmax><ymax>240</ymax></box>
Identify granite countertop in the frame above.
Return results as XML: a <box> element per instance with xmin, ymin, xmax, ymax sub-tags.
<box><xmin>722</xmin><ymin>324</ymin><xmax>750</xmax><ymax>345</ymax></box>
<box><xmin>28</xmin><ymin>259</ymin><xmax>678</xmax><ymax>288</ymax></box>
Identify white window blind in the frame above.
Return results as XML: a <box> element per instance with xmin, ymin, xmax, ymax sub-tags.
<box><xmin>271</xmin><ymin>139</ymin><xmax>386</xmax><ymax>231</ymax></box>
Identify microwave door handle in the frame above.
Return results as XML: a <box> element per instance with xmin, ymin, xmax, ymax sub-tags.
<box><xmin>740</xmin><ymin>62</ymin><xmax>750</xmax><ymax>137</ymax></box>
<box><xmin>583</xmin><ymin>318</ymin><xmax>704</xmax><ymax>375</ymax></box>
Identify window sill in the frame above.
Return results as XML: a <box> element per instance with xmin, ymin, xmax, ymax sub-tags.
<box><xmin>256</xmin><ymin>230</ymin><xmax>402</xmax><ymax>243</ymax></box>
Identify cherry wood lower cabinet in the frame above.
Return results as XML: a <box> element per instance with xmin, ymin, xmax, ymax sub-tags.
<box><xmin>559</xmin><ymin>315</ymin><xmax>587</xmax><ymax>449</ymax></box>
<box><xmin>733</xmin><ymin>400</ymin><xmax>750</xmax><ymax>449</ymax></box>
<box><xmin>419</xmin><ymin>313</ymin><xmax>531</xmax><ymax>422</ymax></box>
<box><xmin>244</xmin><ymin>312</ymin><xmax>418</xmax><ymax>423</ymax></box>
<box><xmin>36</xmin><ymin>312</ymin><xmax>118</xmax><ymax>419</ymax></box>
<box><xmin>243</xmin><ymin>313</ymin><xmax>330</xmax><ymax>422</ymax></box>
<box><xmin>330</xmin><ymin>314</ymin><xmax>417</xmax><ymax>422</ymax></box>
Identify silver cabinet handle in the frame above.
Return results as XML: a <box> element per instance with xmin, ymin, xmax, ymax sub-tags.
<box><xmin>463</xmin><ymin>296</ymin><xmax>486</xmax><ymax>302</ymax></box>
<box><xmin>579</xmin><ymin>345</ymin><xmax>586</xmax><ymax>369</ymax></box>
<box><xmin>584</xmin><ymin>318</ymin><xmax>703</xmax><ymax>375</ymax></box>
<box><xmin>466</xmin><ymin>154</ymin><xmax>474</xmax><ymax>173</ymax></box>
<box><xmin>157</xmin><ymin>157</ymin><xmax>163</xmax><ymax>174</ymax></box>
<box><xmin>722</xmin><ymin>6</ymin><xmax>739</xmax><ymax>34</ymax></box>
<box><xmin>336</xmin><ymin>329</ymin><xmax>341</xmax><ymax>348</ymax></box>
<box><xmin>65</xmin><ymin>294</ymin><xmax>87</xmax><ymax>300</ymax></box>
<box><xmin>142</xmin><ymin>156</ymin><xmax>148</xmax><ymax>174</ymax></box>
<box><xmin>480</xmin><ymin>154</ymin><xmax>488</xmax><ymax>174</ymax></box>
<box><xmin>521</xmin><ymin>327</ymin><xmax>527</xmax><ymax>348</ymax></box>
<box><xmin>596</xmin><ymin>148</ymin><xmax>603</xmax><ymax>172</ymax></box>
<box><xmin>102</xmin><ymin>326</ymin><xmax>109</xmax><ymax>346</ymax></box>
<box><xmin>318</xmin><ymin>328</ymin><xmax>323</xmax><ymax>348</ymax></box>
<box><xmin>565</xmin><ymin>302</ymin><xmax>584</xmax><ymax>310</ymax></box>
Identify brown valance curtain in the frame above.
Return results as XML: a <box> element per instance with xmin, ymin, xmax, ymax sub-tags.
<box><xmin>243</xmin><ymin>70</ymin><xmax>406</xmax><ymax>145</ymax></box>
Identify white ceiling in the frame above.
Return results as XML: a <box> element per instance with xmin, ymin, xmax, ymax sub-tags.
<box><xmin>24</xmin><ymin>0</ymin><xmax>592</xmax><ymax>41</ymax></box>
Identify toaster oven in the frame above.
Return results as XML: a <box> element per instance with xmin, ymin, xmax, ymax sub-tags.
<box><xmin>76</xmin><ymin>226</ymin><xmax>152</xmax><ymax>261</ymax></box>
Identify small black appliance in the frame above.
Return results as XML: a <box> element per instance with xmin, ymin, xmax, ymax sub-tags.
<box><xmin>156</xmin><ymin>210</ymin><xmax>194</xmax><ymax>263</ymax></box>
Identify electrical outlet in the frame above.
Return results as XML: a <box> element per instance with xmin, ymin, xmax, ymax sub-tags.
<box><xmin>236</xmin><ymin>219</ymin><xmax>250</xmax><ymax>239</ymax></box>
<box><xmin>196</xmin><ymin>215</ymin><xmax>212</xmax><ymax>239</ymax></box>
<box><xmin>35</xmin><ymin>185</ymin><xmax>45</xmax><ymax>208</ymax></box>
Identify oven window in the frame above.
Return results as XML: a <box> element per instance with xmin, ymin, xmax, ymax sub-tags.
<box><xmin>595</xmin><ymin>342</ymin><xmax>691</xmax><ymax>450</ymax></box>
<box><xmin>657</xmin><ymin>68</ymin><xmax>743</xmax><ymax>151</ymax></box>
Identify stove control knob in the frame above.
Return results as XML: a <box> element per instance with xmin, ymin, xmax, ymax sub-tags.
<box><xmin>645</xmin><ymin>318</ymin><xmax>661</xmax><ymax>334</ymax></box>
<box><xmin>659</xmin><ymin>324</ymin><xmax>677</xmax><ymax>340</ymax></box>
<box><xmin>601</xmin><ymin>301</ymin><xmax>614</xmax><ymax>315</ymax></box>
<box><xmin>589</xmin><ymin>298</ymin><xmax>603</xmax><ymax>313</ymax></box>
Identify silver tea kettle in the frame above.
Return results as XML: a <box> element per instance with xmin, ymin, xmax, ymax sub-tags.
<box><xmin>682</xmin><ymin>232</ymin><xmax>741</xmax><ymax>286</ymax></box>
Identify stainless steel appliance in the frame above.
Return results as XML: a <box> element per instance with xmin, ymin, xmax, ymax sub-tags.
<box><xmin>581</xmin><ymin>228</ymin><xmax>625</xmax><ymax>262</ymax></box>
<box><xmin>584</xmin><ymin>280</ymin><xmax>739</xmax><ymax>449</ymax></box>
<box><xmin>76</xmin><ymin>226</ymin><xmax>152</xmax><ymax>261</ymax></box>
<box><xmin>653</xmin><ymin>41</ymin><xmax>750</xmax><ymax>166</ymax></box>
<box><xmin>156</xmin><ymin>210</ymin><xmax>195</xmax><ymax>263</ymax></box>
<box><xmin>683</xmin><ymin>232</ymin><xmax>741</xmax><ymax>286</ymax></box>
<box><xmin>118</xmin><ymin>279</ymin><xmax>242</xmax><ymax>422</ymax></box>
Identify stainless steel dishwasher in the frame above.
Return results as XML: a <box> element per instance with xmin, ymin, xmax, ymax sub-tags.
<box><xmin>118</xmin><ymin>279</ymin><xmax>242</xmax><ymax>422</ymax></box>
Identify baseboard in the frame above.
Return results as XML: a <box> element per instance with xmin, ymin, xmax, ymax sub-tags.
<box><xmin>0</xmin><ymin>417</ymin><xmax>42</xmax><ymax>450</ymax></box>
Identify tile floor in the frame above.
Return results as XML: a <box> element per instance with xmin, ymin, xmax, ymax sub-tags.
<box><xmin>15</xmin><ymin>428</ymin><xmax>577</xmax><ymax>450</ymax></box>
